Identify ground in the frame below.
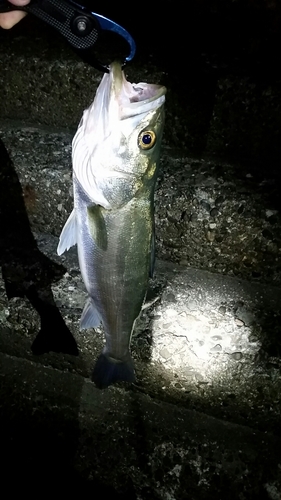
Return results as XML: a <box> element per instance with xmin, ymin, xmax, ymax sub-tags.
<box><xmin>0</xmin><ymin>3</ymin><xmax>281</xmax><ymax>498</ymax></box>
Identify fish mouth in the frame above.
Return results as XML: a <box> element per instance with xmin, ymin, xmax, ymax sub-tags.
<box><xmin>109</xmin><ymin>61</ymin><xmax>166</xmax><ymax>113</ymax></box>
<box><xmin>79</xmin><ymin>61</ymin><xmax>166</xmax><ymax>161</ymax></box>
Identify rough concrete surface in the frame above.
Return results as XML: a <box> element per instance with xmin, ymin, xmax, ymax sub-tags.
<box><xmin>1</xmin><ymin>352</ymin><xmax>281</xmax><ymax>499</ymax></box>
<box><xmin>1</xmin><ymin>124</ymin><xmax>281</xmax><ymax>499</ymax></box>
<box><xmin>1</xmin><ymin>2</ymin><xmax>281</xmax><ymax>497</ymax></box>
<box><xmin>1</xmin><ymin>124</ymin><xmax>281</xmax><ymax>283</ymax></box>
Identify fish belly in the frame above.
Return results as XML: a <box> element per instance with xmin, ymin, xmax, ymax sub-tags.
<box><xmin>75</xmin><ymin>178</ymin><xmax>153</xmax><ymax>362</ymax></box>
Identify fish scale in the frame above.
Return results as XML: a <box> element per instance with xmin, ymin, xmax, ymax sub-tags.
<box><xmin>75</xmin><ymin>177</ymin><xmax>152</xmax><ymax>346</ymax></box>
<box><xmin>58</xmin><ymin>61</ymin><xmax>166</xmax><ymax>388</ymax></box>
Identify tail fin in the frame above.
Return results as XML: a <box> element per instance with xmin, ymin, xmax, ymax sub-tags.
<box><xmin>92</xmin><ymin>353</ymin><xmax>135</xmax><ymax>389</ymax></box>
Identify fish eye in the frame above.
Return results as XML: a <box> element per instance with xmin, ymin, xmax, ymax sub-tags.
<box><xmin>138</xmin><ymin>130</ymin><xmax>156</xmax><ymax>150</ymax></box>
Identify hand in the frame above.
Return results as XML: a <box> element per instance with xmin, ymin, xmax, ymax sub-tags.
<box><xmin>0</xmin><ymin>0</ymin><xmax>30</xmax><ymax>29</ymax></box>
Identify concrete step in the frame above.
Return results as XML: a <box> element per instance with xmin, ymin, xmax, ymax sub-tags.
<box><xmin>1</xmin><ymin>16</ymin><xmax>281</xmax><ymax>493</ymax></box>
<box><xmin>1</xmin><ymin>19</ymin><xmax>281</xmax><ymax>163</ymax></box>
<box><xmin>0</xmin><ymin>122</ymin><xmax>281</xmax><ymax>497</ymax></box>
<box><xmin>1</xmin><ymin>351</ymin><xmax>281</xmax><ymax>498</ymax></box>
<box><xmin>1</xmin><ymin>121</ymin><xmax>281</xmax><ymax>427</ymax></box>
<box><xmin>1</xmin><ymin>123</ymin><xmax>281</xmax><ymax>284</ymax></box>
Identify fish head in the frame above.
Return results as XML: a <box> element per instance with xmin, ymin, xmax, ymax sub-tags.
<box><xmin>73</xmin><ymin>62</ymin><xmax>166</xmax><ymax>208</ymax></box>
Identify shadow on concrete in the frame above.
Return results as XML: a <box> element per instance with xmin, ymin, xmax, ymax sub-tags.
<box><xmin>0</xmin><ymin>138</ymin><xmax>78</xmax><ymax>356</ymax></box>
<box><xmin>0</xmin><ymin>362</ymin><xmax>137</xmax><ymax>498</ymax></box>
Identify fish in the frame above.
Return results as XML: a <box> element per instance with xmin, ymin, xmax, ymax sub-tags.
<box><xmin>57</xmin><ymin>61</ymin><xmax>166</xmax><ymax>388</ymax></box>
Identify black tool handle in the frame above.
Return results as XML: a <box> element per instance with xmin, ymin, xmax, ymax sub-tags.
<box><xmin>0</xmin><ymin>0</ymin><xmax>100</xmax><ymax>49</ymax></box>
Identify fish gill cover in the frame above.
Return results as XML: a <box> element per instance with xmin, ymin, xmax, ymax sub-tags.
<box><xmin>72</xmin><ymin>62</ymin><xmax>166</xmax><ymax>208</ymax></box>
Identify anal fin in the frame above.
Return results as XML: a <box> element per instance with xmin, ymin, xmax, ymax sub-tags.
<box><xmin>80</xmin><ymin>297</ymin><xmax>101</xmax><ymax>329</ymax></box>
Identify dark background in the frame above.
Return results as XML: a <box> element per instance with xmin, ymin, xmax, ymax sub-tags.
<box><xmin>1</xmin><ymin>0</ymin><xmax>281</xmax><ymax>165</ymax></box>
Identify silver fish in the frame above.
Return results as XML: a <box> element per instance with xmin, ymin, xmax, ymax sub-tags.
<box><xmin>57</xmin><ymin>62</ymin><xmax>166</xmax><ymax>388</ymax></box>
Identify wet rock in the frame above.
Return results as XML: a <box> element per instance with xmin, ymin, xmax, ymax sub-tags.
<box><xmin>262</xmin><ymin>229</ymin><xmax>273</xmax><ymax>240</ymax></box>
<box><xmin>211</xmin><ymin>335</ymin><xmax>222</xmax><ymax>341</ymax></box>
<box><xmin>200</xmin><ymin>200</ymin><xmax>211</xmax><ymax>212</ymax></box>
<box><xmin>230</xmin><ymin>352</ymin><xmax>243</xmax><ymax>361</ymax></box>
<box><xmin>210</xmin><ymin>344</ymin><xmax>222</xmax><ymax>352</ymax></box>
<box><xmin>206</xmin><ymin>230</ymin><xmax>216</xmax><ymax>242</ymax></box>
<box><xmin>165</xmin><ymin>293</ymin><xmax>177</xmax><ymax>303</ymax></box>
<box><xmin>189</xmin><ymin>213</ymin><xmax>198</xmax><ymax>222</ymax></box>
<box><xmin>235</xmin><ymin>318</ymin><xmax>245</xmax><ymax>327</ymax></box>
<box><xmin>215</xmin><ymin>196</ymin><xmax>224</xmax><ymax>207</ymax></box>
<box><xmin>210</xmin><ymin>207</ymin><xmax>219</xmax><ymax>217</ymax></box>
<box><xmin>268</xmin><ymin>215</ymin><xmax>278</xmax><ymax>226</ymax></box>
<box><xmin>235</xmin><ymin>306</ymin><xmax>255</xmax><ymax>327</ymax></box>
<box><xmin>160</xmin><ymin>348</ymin><xmax>173</xmax><ymax>360</ymax></box>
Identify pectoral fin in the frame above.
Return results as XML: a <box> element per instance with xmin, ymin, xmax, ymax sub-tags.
<box><xmin>57</xmin><ymin>209</ymin><xmax>77</xmax><ymax>256</ymax></box>
<box><xmin>87</xmin><ymin>205</ymin><xmax>108</xmax><ymax>250</ymax></box>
